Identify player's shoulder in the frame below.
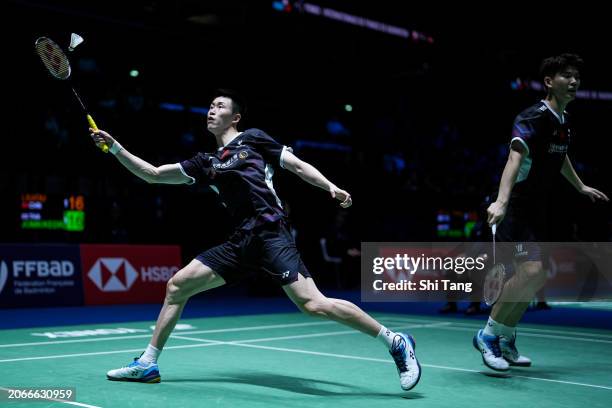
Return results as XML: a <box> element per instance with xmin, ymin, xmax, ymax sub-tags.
<box><xmin>241</xmin><ymin>128</ymin><xmax>269</xmax><ymax>137</ymax></box>
<box><xmin>514</xmin><ymin>101</ymin><xmax>547</xmax><ymax>123</ymax></box>
<box><xmin>240</xmin><ymin>128</ymin><xmax>274</xmax><ymax>142</ymax></box>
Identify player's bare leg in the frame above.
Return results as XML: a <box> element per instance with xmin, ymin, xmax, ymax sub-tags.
<box><xmin>106</xmin><ymin>259</ymin><xmax>225</xmax><ymax>382</ymax></box>
<box><xmin>475</xmin><ymin>260</ymin><xmax>543</xmax><ymax>369</ymax></box>
<box><xmin>151</xmin><ymin>259</ymin><xmax>226</xmax><ymax>348</ymax></box>
<box><xmin>283</xmin><ymin>273</ymin><xmax>421</xmax><ymax>391</ymax></box>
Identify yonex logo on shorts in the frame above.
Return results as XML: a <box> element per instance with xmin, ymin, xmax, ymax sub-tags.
<box><xmin>515</xmin><ymin>244</ymin><xmax>528</xmax><ymax>257</ymax></box>
<box><xmin>87</xmin><ymin>258</ymin><xmax>138</xmax><ymax>292</ymax></box>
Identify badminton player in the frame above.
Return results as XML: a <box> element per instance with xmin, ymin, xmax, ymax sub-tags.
<box><xmin>92</xmin><ymin>89</ymin><xmax>421</xmax><ymax>390</ymax></box>
<box><xmin>473</xmin><ymin>54</ymin><xmax>609</xmax><ymax>371</ymax></box>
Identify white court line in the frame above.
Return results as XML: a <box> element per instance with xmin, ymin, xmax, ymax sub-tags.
<box><xmin>170</xmin><ymin>336</ymin><xmax>222</xmax><ymax>343</ymax></box>
<box><xmin>2</xmin><ymin>327</ymin><xmax>611</xmax><ymax>391</ymax></box>
<box><xmin>380</xmin><ymin>316</ymin><xmax>612</xmax><ymax>338</ymax></box>
<box><xmin>174</xmin><ymin>323</ymin><xmax>450</xmax><ymax>345</ymax></box>
<box><xmin>384</xmin><ymin>321</ymin><xmax>612</xmax><ymax>345</ymax></box>
<box><xmin>0</xmin><ymin>322</ymin><xmax>445</xmax><ymax>363</ymax></box>
<box><xmin>385</xmin><ymin>318</ymin><xmax>612</xmax><ymax>341</ymax></box>
<box><xmin>0</xmin><ymin>386</ymin><xmax>102</xmax><ymax>408</ymax></box>
<box><xmin>0</xmin><ymin>321</ymin><xmax>337</xmax><ymax>349</ymax></box>
<box><xmin>0</xmin><ymin>342</ymin><xmax>224</xmax><ymax>363</ymax></box>
<box><xmin>226</xmin><ymin>342</ymin><xmax>612</xmax><ymax>391</ymax></box>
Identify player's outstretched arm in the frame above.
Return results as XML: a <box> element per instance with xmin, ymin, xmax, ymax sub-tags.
<box><xmin>487</xmin><ymin>142</ymin><xmax>526</xmax><ymax>226</ymax></box>
<box><xmin>282</xmin><ymin>150</ymin><xmax>352</xmax><ymax>208</ymax></box>
<box><xmin>90</xmin><ymin>129</ymin><xmax>191</xmax><ymax>185</ymax></box>
<box><xmin>561</xmin><ymin>156</ymin><xmax>609</xmax><ymax>202</ymax></box>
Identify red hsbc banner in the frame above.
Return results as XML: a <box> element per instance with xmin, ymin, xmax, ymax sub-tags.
<box><xmin>80</xmin><ymin>244</ymin><xmax>181</xmax><ymax>305</ymax></box>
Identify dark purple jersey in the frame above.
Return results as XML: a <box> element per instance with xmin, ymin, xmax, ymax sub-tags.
<box><xmin>179</xmin><ymin>128</ymin><xmax>291</xmax><ymax>230</ymax></box>
<box><xmin>510</xmin><ymin>100</ymin><xmax>572</xmax><ymax>198</ymax></box>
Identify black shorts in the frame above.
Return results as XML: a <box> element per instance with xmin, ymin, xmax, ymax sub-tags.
<box><xmin>497</xmin><ymin>196</ymin><xmax>549</xmax><ymax>264</ymax></box>
<box><xmin>196</xmin><ymin>220</ymin><xmax>311</xmax><ymax>286</ymax></box>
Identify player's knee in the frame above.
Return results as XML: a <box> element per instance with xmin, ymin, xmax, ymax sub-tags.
<box><xmin>301</xmin><ymin>298</ymin><xmax>332</xmax><ymax>317</ymax></box>
<box><xmin>165</xmin><ymin>275</ymin><xmax>189</xmax><ymax>303</ymax></box>
<box><xmin>165</xmin><ymin>278</ymin><xmax>180</xmax><ymax>301</ymax></box>
<box><xmin>520</xmin><ymin>262</ymin><xmax>546</xmax><ymax>288</ymax></box>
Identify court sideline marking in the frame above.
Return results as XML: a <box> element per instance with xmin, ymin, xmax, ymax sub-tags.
<box><xmin>1</xmin><ymin>324</ymin><xmax>610</xmax><ymax>391</ymax></box>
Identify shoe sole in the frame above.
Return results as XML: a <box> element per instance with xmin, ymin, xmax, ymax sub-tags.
<box><xmin>506</xmin><ymin>359</ymin><xmax>532</xmax><ymax>367</ymax></box>
<box><xmin>107</xmin><ymin>375</ymin><xmax>161</xmax><ymax>383</ymax></box>
<box><xmin>472</xmin><ymin>335</ymin><xmax>510</xmax><ymax>372</ymax></box>
<box><xmin>401</xmin><ymin>334</ymin><xmax>422</xmax><ymax>391</ymax></box>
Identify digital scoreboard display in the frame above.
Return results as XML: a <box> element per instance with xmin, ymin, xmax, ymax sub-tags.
<box><xmin>436</xmin><ymin>209</ymin><xmax>478</xmax><ymax>239</ymax></box>
<box><xmin>20</xmin><ymin>193</ymin><xmax>85</xmax><ymax>232</ymax></box>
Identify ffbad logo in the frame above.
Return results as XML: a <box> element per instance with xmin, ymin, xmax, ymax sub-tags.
<box><xmin>0</xmin><ymin>261</ymin><xmax>8</xmax><ymax>294</ymax></box>
<box><xmin>88</xmin><ymin>258</ymin><xmax>138</xmax><ymax>292</ymax></box>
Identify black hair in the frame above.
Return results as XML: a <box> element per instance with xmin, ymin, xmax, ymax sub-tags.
<box><xmin>539</xmin><ymin>53</ymin><xmax>584</xmax><ymax>81</ymax></box>
<box><xmin>212</xmin><ymin>88</ymin><xmax>247</xmax><ymax>117</ymax></box>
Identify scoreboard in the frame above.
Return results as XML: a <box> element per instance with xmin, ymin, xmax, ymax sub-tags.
<box><xmin>436</xmin><ymin>209</ymin><xmax>478</xmax><ymax>239</ymax></box>
<box><xmin>20</xmin><ymin>193</ymin><xmax>85</xmax><ymax>232</ymax></box>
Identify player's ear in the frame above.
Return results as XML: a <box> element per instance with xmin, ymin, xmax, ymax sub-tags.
<box><xmin>543</xmin><ymin>75</ymin><xmax>553</xmax><ymax>90</ymax></box>
<box><xmin>233</xmin><ymin>113</ymin><xmax>241</xmax><ymax>125</ymax></box>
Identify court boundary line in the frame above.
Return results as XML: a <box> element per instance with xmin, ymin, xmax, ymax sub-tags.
<box><xmin>0</xmin><ymin>321</ymin><xmax>338</xmax><ymax>349</ymax></box>
<box><xmin>382</xmin><ymin>319</ymin><xmax>612</xmax><ymax>344</ymax></box>
<box><xmin>380</xmin><ymin>317</ymin><xmax>612</xmax><ymax>338</ymax></box>
<box><xmin>2</xmin><ymin>315</ymin><xmax>611</xmax><ymax>353</ymax></box>
<box><xmin>226</xmin><ymin>342</ymin><xmax>612</xmax><ymax>391</ymax></box>
<box><xmin>0</xmin><ymin>342</ymin><xmax>224</xmax><ymax>363</ymax></box>
<box><xmin>376</xmin><ymin>315</ymin><xmax>612</xmax><ymax>338</ymax></box>
<box><xmin>173</xmin><ymin>322</ymin><xmax>451</xmax><ymax>345</ymax></box>
<box><xmin>382</xmin><ymin>317</ymin><xmax>612</xmax><ymax>338</ymax></box>
<box><xmin>1</xmin><ymin>325</ymin><xmax>611</xmax><ymax>391</ymax></box>
<box><xmin>166</xmin><ymin>335</ymin><xmax>612</xmax><ymax>391</ymax></box>
<box><xmin>0</xmin><ymin>322</ymin><xmax>448</xmax><ymax>363</ymax></box>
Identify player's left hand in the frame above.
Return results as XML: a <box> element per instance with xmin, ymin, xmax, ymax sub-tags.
<box><xmin>580</xmin><ymin>185</ymin><xmax>609</xmax><ymax>202</ymax></box>
<box><xmin>329</xmin><ymin>184</ymin><xmax>352</xmax><ymax>208</ymax></box>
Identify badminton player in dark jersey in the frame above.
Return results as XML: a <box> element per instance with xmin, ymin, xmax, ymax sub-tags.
<box><xmin>92</xmin><ymin>89</ymin><xmax>421</xmax><ymax>390</ymax></box>
<box><xmin>473</xmin><ymin>54</ymin><xmax>609</xmax><ymax>371</ymax></box>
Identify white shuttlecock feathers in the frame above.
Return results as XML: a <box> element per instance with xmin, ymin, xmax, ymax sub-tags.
<box><xmin>68</xmin><ymin>33</ymin><xmax>84</xmax><ymax>51</ymax></box>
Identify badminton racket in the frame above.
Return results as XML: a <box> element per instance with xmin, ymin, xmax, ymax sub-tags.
<box><xmin>34</xmin><ymin>36</ymin><xmax>108</xmax><ymax>153</ymax></box>
<box><xmin>483</xmin><ymin>223</ymin><xmax>506</xmax><ymax>306</ymax></box>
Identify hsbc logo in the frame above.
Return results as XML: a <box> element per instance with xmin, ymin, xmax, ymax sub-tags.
<box><xmin>88</xmin><ymin>258</ymin><xmax>138</xmax><ymax>292</ymax></box>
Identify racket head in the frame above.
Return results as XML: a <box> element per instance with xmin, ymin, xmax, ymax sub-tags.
<box><xmin>483</xmin><ymin>262</ymin><xmax>506</xmax><ymax>306</ymax></box>
<box><xmin>35</xmin><ymin>37</ymin><xmax>71</xmax><ymax>80</ymax></box>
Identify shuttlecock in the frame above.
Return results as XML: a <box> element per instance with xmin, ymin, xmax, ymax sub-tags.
<box><xmin>68</xmin><ymin>33</ymin><xmax>84</xmax><ymax>51</ymax></box>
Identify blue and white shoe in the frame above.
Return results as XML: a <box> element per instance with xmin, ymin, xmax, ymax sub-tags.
<box><xmin>106</xmin><ymin>358</ymin><xmax>161</xmax><ymax>383</ymax></box>
<box><xmin>389</xmin><ymin>333</ymin><xmax>421</xmax><ymax>391</ymax></box>
<box><xmin>500</xmin><ymin>334</ymin><xmax>532</xmax><ymax>367</ymax></box>
<box><xmin>473</xmin><ymin>329</ymin><xmax>510</xmax><ymax>371</ymax></box>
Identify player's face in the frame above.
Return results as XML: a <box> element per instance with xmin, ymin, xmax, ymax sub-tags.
<box><xmin>549</xmin><ymin>66</ymin><xmax>581</xmax><ymax>103</ymax></box>
<box><xmin>207</xmin><ymin>97</ymin><xmax>240</xmax><ymax>133</ymax></box>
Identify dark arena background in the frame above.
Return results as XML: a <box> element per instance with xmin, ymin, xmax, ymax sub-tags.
<box><xmin>2</xmin><ymin>1</ymin><xmax>611</xmax><ymax>407</ymax></box>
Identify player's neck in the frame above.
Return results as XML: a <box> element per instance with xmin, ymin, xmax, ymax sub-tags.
<box><xmin>215</xmin><ymin>127</ymin><xmax>241</xmax><ymax>148</ymax></box>
<box><xmin>544</xmin><ymin>95</ymin><xmax>568</xmax><ymax>116</ymax></box>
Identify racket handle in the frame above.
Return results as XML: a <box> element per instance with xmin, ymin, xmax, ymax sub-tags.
<box><xmin>491</xmin><ymin>223</ymin><xmax>497</xmax><ymax>235</ymax></box>
<box><xmin>87</xmin><ymin>114</ymin><xmax>109</xmax><ymax>153</ymax></box>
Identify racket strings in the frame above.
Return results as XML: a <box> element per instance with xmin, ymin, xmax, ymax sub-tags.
<box><xmin>35</xmin><ymin>37</ymin><xmax>71</xmax><ymax>80</ymax></box>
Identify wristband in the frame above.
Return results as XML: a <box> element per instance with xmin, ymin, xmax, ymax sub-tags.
<box><xmin>109</xmin><ymin>141</ymin><xmax>123</xmax><ymax>155</ymax></box>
